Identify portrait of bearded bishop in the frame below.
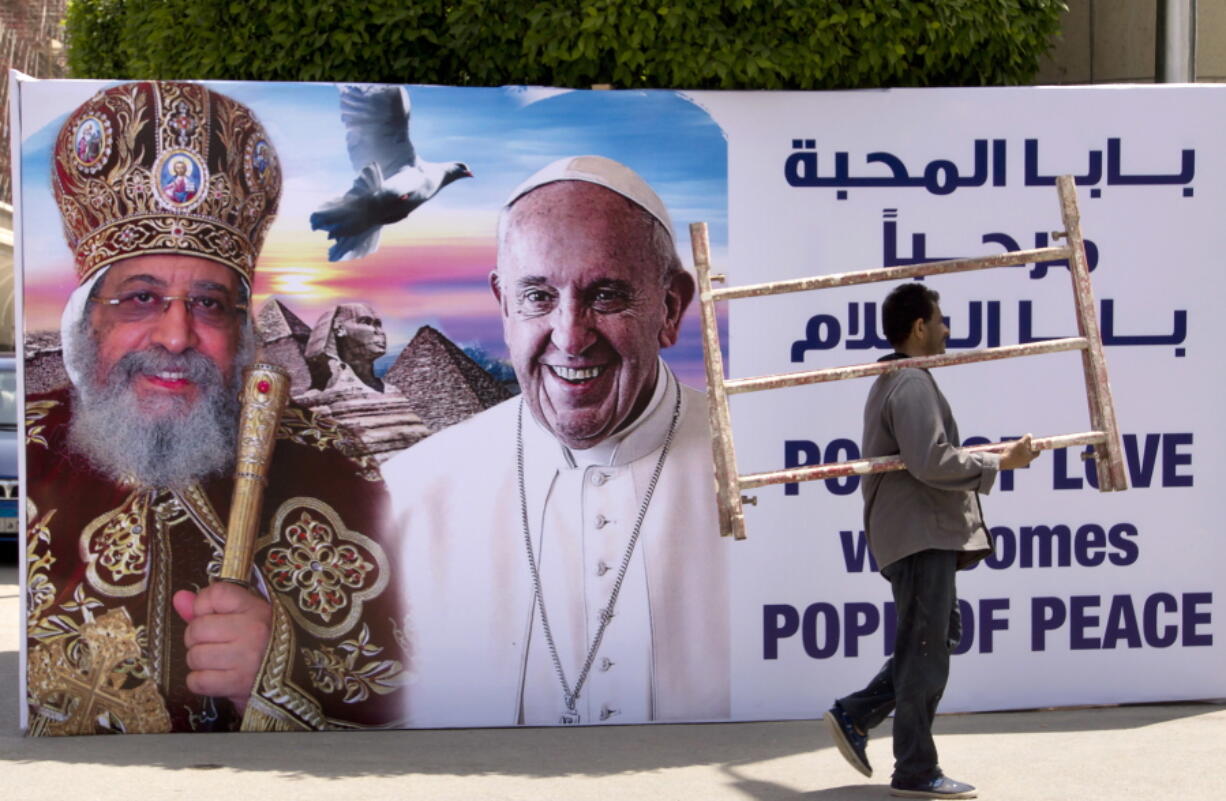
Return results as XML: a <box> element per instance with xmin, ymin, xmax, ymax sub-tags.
<box><xmin>25</xmin><ymin>81</ymin><xmax>409</xmax><ymax>735</ymax></box>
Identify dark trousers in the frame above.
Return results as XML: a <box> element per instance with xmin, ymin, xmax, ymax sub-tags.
<box><xmin>836</xmin><ymin>549</ymin><xmax>961</xmax><ymax>784</ymax></box>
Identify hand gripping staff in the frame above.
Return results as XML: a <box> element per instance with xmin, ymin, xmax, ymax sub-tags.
<box><xmin>24</xmin><ymin>368</ymin><xmax>291</xmax><ymax>736</ymax></box>
<box><xmin>213</xmin><ymin>363</ymin><xmax>290</xmax><ymax>732</ymax></box>
<box><xmin>217</xmin><ymin>363</ymin><xmax>291</xmax><ymax>730</ymax></box>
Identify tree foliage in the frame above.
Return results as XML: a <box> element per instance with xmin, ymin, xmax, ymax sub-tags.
<box><xmin>65</xmin><ymin>0</ymin><xmax>1066</xmax><ymax>88</ymax></box>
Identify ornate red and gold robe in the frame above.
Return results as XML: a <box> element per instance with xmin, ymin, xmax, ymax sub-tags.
<box><xmin>24</xmin><ymin>388</ymin><xmax>406</xmax><ymax>734</ymax></box>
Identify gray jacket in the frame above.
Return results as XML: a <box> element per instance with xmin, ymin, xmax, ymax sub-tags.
<box><xmin>861</xmin><ymin>364</ymin><xmax>999</xmax><ymax>571</ymax></box>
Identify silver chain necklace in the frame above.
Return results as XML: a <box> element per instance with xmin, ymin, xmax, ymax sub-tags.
<box><xmin>516</xmin><ymin>382</ymin><xmax>681</xmax><ymax>725</ymax></box>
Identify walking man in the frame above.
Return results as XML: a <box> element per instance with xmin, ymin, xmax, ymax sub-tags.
<box><xmin>825</xmin><ymin>282</ymin><xmax>1038</xmax><ymax>798</ymax></box>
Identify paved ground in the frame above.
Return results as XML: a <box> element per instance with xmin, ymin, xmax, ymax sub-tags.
<box><xmin>1</xmin><ymin>561</ymin><xmax>1222</xmax><ymax>801</ymax></box>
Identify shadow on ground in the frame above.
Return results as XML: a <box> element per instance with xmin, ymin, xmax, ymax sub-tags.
<box><xmin>1</xmin><ymin>564</ymin><xmax>1221</xmax><ymax>785</ymax></box>
<box><xmin>0</xmin><ymin>642</ymin><xmax>1219</xmax><ymax>784</ymax></box>
<box><xmin>721</xmin><ymin>762</ymin><xmax>889</xmax><ymax>801</ymax></box>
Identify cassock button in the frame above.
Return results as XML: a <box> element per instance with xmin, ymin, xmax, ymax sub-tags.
<box><xmin>596</xmin><ymin>560</ymin><xmax>610</xmax><ymax>576</ymax></box>
<box><xmin>595</xmin><ymin>514</ymin><xmax>610</xmax><ymax>529</ymax></box>
<box><xmin>591</xmin><ymin>471</ymin><xmax>610</xmax><ymax>487</ymax></box>
<box><xmin>599</xmin><ymin>704</ymin><xmax>620</xmax><ymax>721</ymax></box>
<box><xmin>599</xmin><ymin>657</ymin><xmax>614</xmax><ymax>672</ymax></box>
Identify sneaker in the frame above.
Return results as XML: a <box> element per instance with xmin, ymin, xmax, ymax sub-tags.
<box><xmin>889</xmin><ymin>775</ymin><xmax>977</xmax><ymax>799</ymax></box>
<box><xmin>824</xmin><ymin>703</ymin><xmax>871</xmax><ymax>777</ymax></box>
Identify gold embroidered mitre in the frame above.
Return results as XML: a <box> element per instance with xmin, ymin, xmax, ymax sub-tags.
<box><xmin>52</xmin><ymin>81</ymin><xmax>282</xmax><ymax>284</ymax></box>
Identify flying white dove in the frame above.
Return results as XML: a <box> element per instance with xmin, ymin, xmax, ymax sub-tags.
<box><xmin>310</xmin><ymin>85</ymin><xmax>473</xmax><ymax>262</ymax></box>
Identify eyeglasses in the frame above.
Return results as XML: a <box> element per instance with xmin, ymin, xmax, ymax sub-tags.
<box><xmin>89</xmin><ymin>290</ymin><xmax>247</xmax><ymax>327</ymax></box>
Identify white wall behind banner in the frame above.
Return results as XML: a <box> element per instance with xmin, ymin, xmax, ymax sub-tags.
<box><xmin>689</xmin><ymin>85</ymin><xmax>1224</xmax><ymax>718</ymax></box>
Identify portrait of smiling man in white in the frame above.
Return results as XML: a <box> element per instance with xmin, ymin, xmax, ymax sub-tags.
<box><xmin>383</xmin><ymin>155</ymin><xmax>730</xmax><ymax>728</ymax></box>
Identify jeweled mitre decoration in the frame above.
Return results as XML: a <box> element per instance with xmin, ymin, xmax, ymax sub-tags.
<box><xmin>52</xmin><ymin>81</ymin><xmax>282</xmax><ymax>284</ymax></box>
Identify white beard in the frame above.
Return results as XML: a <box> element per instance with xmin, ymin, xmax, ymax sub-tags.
<box><xmin>66</xmin><ymin>323</ymin><xmax>255</xmax><ymax>489</ymax></box>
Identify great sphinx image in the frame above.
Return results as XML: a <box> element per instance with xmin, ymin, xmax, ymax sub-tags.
<box><xmin>293</xmin><ymin>302</ymin><xmax>430</xmax><ymax>461</ymax></box>
<box><xmin>254</xmin><ymin>299</ymin><xmax>512</xmax><ymax>464</ymax></box>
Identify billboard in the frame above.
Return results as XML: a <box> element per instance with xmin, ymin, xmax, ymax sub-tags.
<box><xmin>11</xmin><ymin>75</ymin><xmax>1221</xmax><ymax>734</ymax></box>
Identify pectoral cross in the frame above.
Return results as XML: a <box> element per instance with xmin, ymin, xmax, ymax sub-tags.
<box><xmin>560</xmin><ymin>694</ymin><xmax>580</xmax><ymax>725</ymax></box>
<box><xmin>27</xmin><ymin>608</ymin><xmax>171</xmax><ymax>735</ymax></box>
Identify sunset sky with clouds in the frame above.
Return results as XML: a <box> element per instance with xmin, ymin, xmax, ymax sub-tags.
<box><xmin>17</xmin><ymin>80</ymin><xmax>727</xmax><ymax>387</ymax></box>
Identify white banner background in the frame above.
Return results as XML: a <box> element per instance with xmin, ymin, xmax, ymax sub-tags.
<box><xmin>693</xmin><ymin>85</ymin><xmax>1223</xmax><ymax>718</ymax></box>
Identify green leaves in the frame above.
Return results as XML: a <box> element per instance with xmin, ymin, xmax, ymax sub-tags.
<box><xmin>64</xmin><ymin>0</ymin><xmax>1067</xmax><ymax>89</ymax></box>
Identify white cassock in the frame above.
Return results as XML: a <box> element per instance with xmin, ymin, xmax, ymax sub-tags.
<box><xmin>382</xmin><ymin>361</ymin><xmax>730</xmax><ymax>727</ymax></box>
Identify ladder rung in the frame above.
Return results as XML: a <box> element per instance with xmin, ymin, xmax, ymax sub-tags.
<box><xmin>739</xmin><ymin>431</ymin><xmax>1109</xmax><ymax>490</ymax></box>
<box><xmin>708</xmin><ymin>247</ymin><xmax>1071</xmax><ymax>302</ymax></box>
<box><xmin>725</xmin><ymin>337</ymin><xmax>1089</xmax><ymax>395</ymax></box>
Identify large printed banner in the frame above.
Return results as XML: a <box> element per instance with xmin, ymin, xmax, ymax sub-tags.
<box><xmin>11</xmin><ymin>76</ymin><xmax>1222</xmax><ymax>734</ymax></box>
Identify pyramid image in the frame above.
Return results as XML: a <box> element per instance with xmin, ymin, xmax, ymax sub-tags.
<box><xmin>255</xmin><ymin>298</ymin><xmax>314</xmax><ymax>395</ymax></box>
<box><xmin>23</xmin><ymin>330</ymin><xmax>68</xmax><ymax>395</ymax></box>
<box><xmin>384</xmin><ymin>325</ymin><xmax>513</xmax><ymax>434</ymax></box>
